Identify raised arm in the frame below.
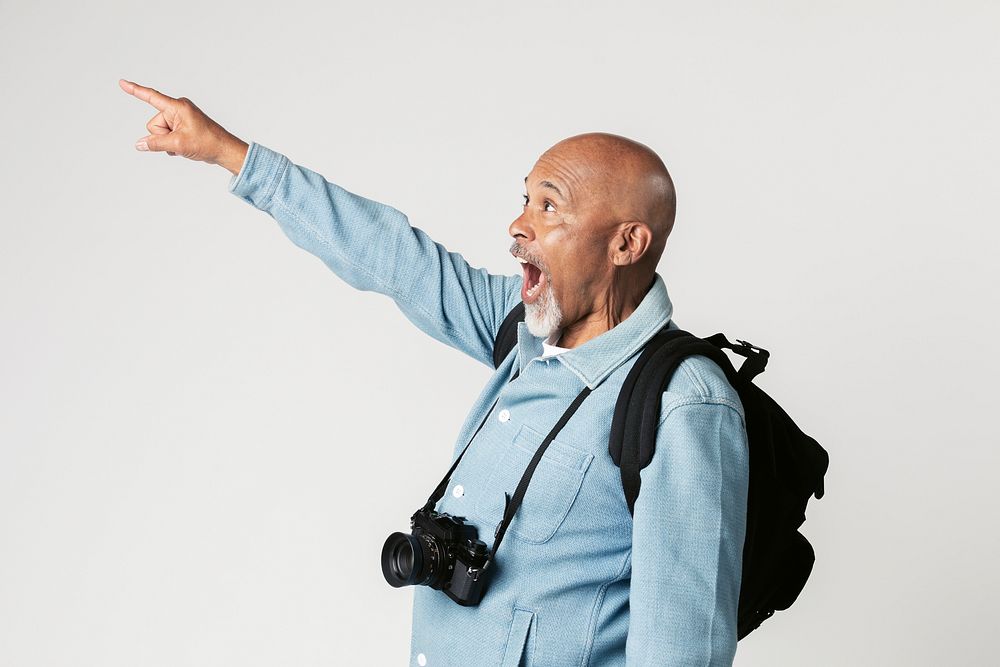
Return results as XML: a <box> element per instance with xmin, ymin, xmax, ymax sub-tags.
<box><xmin>119</xmin><ymin>79</ymin><xmax>523</xmax><ymax>367</ymax></box>
<box><xmin>228</xmin><ymin>141</ymin><xmax>523</xmax><ymax>366</ymax></box>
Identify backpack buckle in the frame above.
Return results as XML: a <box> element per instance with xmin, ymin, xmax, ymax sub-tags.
<box><xmin>731</xmin><ymin>339</ymin><xmax>770</xmax><ymax>382</ymax></box>
<box><xmin>734</xmin><ymin>339</ymin><xmax>768</xmax><ymax>357</ymax></box>
<box><xmin>704</xmin><ymin>333</ymin><xmax>770</xmax><ymax>381</ymax></box>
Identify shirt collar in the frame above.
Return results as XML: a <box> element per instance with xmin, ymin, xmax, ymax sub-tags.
<box><xmin>515</xmin><ymin>272</ymin><xmax>674</xmax><ymax>389</ymax></box>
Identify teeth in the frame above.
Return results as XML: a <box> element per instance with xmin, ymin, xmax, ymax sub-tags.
<box><xmin>516</xmin><ymin>257</ymin><xmax>528</xmax><ymax>264</ymax></box>
<box><xmin>526</xmin><ymin>283</ymin><xmax>541</xmax><ymax>297</ymax></box>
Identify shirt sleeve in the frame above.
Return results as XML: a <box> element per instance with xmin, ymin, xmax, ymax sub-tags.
<box><xmin>625</xmin><ymin>399</ymin><xmax>750</xmax><ymax>666</ymax></box>
<box><xmin>227</xmin><ymin>141</ymin><xmax>523</xmax><ymax>368</ymax></box>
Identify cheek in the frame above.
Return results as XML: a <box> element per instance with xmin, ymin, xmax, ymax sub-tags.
<box><xmin>549</xmin><ymin>250</ymin><xmax>589</xmax><ymax>299</ymax></box>
<box><xmin>541</xmin><ymin>225</ymin><xmax>599</xmax><ymax>285</ymax></box>
<box><xmin>560</xmin><ymin>244</ymin><xmax>609</xmax><ymax>298</ymax></box>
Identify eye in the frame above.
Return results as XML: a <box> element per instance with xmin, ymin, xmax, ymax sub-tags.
<box><xmin>544</xmin><ymin>200</ymin><xmax>555</xmax><ymax>212</ymax></box>
<box><xmin>522</xmin><ymin>193</ymin><xmax>529</xmax><ymax>207</ymax></box>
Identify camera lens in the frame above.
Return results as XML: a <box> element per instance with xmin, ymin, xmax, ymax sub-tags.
<box><xmin>382</xmin><ymin>532</ymin><xmax>436</xmax><ymax>587</ymax></box>
<box><xmin>393</xmin><ymin>542</ymin><xmax>415</xmax><ymax>577</ymax></box>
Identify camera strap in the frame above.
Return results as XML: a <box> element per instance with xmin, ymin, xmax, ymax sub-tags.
<box><xmin>422</xmin><ymin>367</ymin><xmax>592</xmax><ymax>561</ymax></box>
<box><xmin>491</xmin><ymin>385</ymin><xmax>591</xmax><ymax>559</ymax></box>
<box><xmin>422</xmin><ymin>368</ymin><xmax>522</xmax><ymax>513</ymax></box>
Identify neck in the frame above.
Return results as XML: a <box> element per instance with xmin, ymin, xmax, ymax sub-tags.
<box><xmin>556</xmin><ymin>271</ymin><xmax>654</xmax><ymax>348</ymax></box>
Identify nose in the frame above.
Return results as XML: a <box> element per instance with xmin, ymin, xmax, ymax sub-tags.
<box><xmin>508</xmin><ymin>210</ymin><xmax>534</xmax><ymax>243</ymax></box>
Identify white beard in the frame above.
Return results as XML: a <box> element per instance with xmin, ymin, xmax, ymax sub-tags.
<box><xmin>524</xmin><ymin>280</ymin><xmax>563</xmax><ymax>339</ymax></box>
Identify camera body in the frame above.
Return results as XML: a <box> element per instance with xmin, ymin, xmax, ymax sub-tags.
<box><xmin>381</xmin><ymin>508</ymin><xmax>493</xmax><ymax>606</ymax></box>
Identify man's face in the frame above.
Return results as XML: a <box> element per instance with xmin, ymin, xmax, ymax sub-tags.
<box><xmin>509</xmin><ymin>147</ymin><xmax>616</xmax><ymax>339</ymax></box>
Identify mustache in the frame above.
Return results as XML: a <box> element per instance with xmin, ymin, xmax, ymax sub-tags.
<box><xmin>509</xmin><ymin>241</ymin><xmax>549</xmax><ymax>273</ymax></box>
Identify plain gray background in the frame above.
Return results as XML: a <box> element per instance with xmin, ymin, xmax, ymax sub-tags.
<box><xmin>2</xmin><ymin>1</ymin><xmax>998</xmax><ymax>665</ymax></box>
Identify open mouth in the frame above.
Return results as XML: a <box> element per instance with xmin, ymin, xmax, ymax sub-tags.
<box><xmin>515</xmin><ymin>255</ymin><xmax>547</xmax><ymax>304</ymax></box>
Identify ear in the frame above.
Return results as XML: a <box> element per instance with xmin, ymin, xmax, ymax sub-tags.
<box><xmin>610</xmin><ymin>221</ymin><xmax>653</xmax><ymax>266</ymax></box>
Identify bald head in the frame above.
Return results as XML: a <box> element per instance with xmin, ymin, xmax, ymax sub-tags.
<box><xmin>539</xmin><ymin>132</ymin><xmax>676</xmax><ymax>266</ymax></box>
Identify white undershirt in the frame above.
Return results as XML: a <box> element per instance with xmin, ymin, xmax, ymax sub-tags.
<box><xmin>540</xmin><ymin>330</ymin><xmax>571</xmax><ymax>358</ymax></box>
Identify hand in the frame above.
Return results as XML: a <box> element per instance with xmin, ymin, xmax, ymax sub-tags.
<box><xmin>119</xmin><ymin>78</ymin><xmax>249</xmax><ymax>175</ymax></box>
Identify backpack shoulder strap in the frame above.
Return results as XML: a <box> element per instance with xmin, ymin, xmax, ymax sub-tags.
<box><xmin>609</xmin><ymin>327</ymin><xmax>740</xmax><ymax>515</ymax></box>
<box><xmin>492</xmin><ymin>302</ymin><xmax>525</xmax><ymax>369</ymax></box>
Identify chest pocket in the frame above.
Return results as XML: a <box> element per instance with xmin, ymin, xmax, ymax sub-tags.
<box><xmin>474</xmin><ymin>423</ymin><xmax>594</xmax><ymax>544</ymax></box>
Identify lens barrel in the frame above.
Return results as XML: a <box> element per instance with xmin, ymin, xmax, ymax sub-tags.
<box><xmin>382</xmin><ymin>532</ymin><xmax>433</xmax><ymax>587</ymax></box>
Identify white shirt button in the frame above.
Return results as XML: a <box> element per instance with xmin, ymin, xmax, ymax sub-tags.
<box><xmin>452</xmin><ymin>484</ymin><xmax>464</xmax><ymax>498</ymax></box>
<box><xmin>417</xmin><ymin>653</ymin><xmax>427</xmax><ymax>666</ymax></box>
<box><xmin>498</xmin><ymin>409</ymin><xmax>510</xmax><ymax>423</ymax></box>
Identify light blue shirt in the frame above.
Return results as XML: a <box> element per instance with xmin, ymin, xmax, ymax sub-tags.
<box><xmin>228</xmin><ymin>141</ymin><xmax>750</xmax><ymax>666</ymax></box>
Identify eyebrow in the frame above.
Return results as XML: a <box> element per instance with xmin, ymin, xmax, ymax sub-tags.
<box><xmin>524</xmin><ymin>176</ymin><xmax>566</xmax><ymax>200</ymax></box>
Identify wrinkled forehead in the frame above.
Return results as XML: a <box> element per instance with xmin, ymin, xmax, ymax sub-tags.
<box><xmin>527</xmin><ymin>144</ymin><xmax>621</xmax><ymax>207</ymax></box>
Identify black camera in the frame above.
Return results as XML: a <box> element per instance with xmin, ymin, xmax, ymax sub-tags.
<box><xmin>381</xmin><ymin>507</ymin><xmax>493</xmax><ymax>606</ymax></box>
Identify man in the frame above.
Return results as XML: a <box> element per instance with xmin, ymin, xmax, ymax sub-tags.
<box><xmin>120</xmin><ymin>78</ymin><xmax>750</xmax><ymax>666</ymax></box>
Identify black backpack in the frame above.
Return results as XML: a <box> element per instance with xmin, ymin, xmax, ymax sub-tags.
<box><xmin>492</xmin><ymin>303</ymin><xmax>829</xmax><ymax>639</ymax></box>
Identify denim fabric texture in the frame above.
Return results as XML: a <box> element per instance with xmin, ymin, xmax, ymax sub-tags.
<box><xmin>228</xmin><ymin>141</ymin><xmax>750</xmax><ymax>666</ymax></box>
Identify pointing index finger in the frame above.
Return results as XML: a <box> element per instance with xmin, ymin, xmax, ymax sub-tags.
<box><xmin>119</xmin><ymin>79</ymin><xmax>177</xmax><ymax>111</ymax></box>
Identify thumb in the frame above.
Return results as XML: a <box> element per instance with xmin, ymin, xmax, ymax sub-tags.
<box><xmin>134</xmin><ymin>133</ymin><xmax>178</xmax><ymax>153</ymax></box>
